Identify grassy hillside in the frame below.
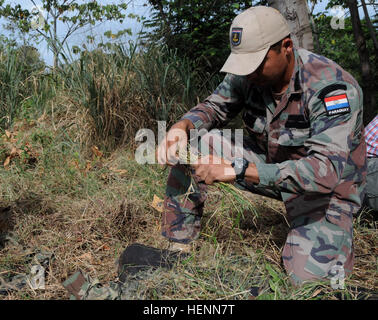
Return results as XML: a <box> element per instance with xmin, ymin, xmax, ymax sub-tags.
<box><xmin>0</xmin><ymin>44</ymin><xmax>376</xmax><ymax>300</ymax></box>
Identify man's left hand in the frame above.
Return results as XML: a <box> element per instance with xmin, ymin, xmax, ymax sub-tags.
<box><xmin>191</xmin><ymin>154</ymin><xmax>236</xmax><ymax>185</ymax></box>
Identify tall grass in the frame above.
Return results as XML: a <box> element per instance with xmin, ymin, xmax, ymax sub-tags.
<box><xmin>55</xmin><ymin>43</ymin><xmax>213</xmax><ymax>151</ymax></box>
<box><xmin>57</xmin><ymin>45</ymin><xmax>140</xmax><ymax>149</ymax></box>
<box><xmin>0</xmin><ymin>47</ymin><xmax>28</xmax><ymax>128</ymax></box>
<box><xmin>133</xmin><ymin>45</ymin><xmax>200</xmax><ymax>122</ymax></box>
<box><xmin>0</xmin><ymin>46</ymin><xmax>52</xmax><ymax>128</ymax></box>
<box><xmin>0</xmin><ymin>42</ymin><xmax>216</xmax><ymax>153</ymax></box>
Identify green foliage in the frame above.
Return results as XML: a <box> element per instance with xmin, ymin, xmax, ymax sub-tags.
<box><xmin>0</xmin><ymin>0</ymin><xmax>130</xmax><ymax>67</ymax></box>
<box><xmin>0</xmin><ymin>0</ymin><xmax>128</xmax><ymax>33</ymax></box>
<box><xmin>313</xmin><ymin>13</ymin><xmax>377</xmax><ymax>109</ymax></box>
<box><xmin>142</xmin><ymin>0</ymin><xmax>265</xmax><ymax>73</ymax></box>
<box><xmin>316</xmin><ymin>15</ymin><xmax>359</xmax><ymax>81</ymax></box>
<box><xmin>30</xmin><ymin>128</ymin><xmax>54</xmax><ymax>148</ymax></box>
<box><xmin>0</xmin><ymin>45</ymin><xmax>46</xmax><ymax>128</ymax></box>
<box><xmin>316</xmin><ymin>0</ymin><xmax>378</xmax><ymax>124</ymax></box>
<box><xmin>325</xmin><ymin>0</ymin><xmax>348</xmax><ymax>9</ymax></box>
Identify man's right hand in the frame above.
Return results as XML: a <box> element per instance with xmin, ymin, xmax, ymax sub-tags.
<box><xmin>156</xmin><ymin>119</ymin><xmax>194</xmax><ymax>167</ymax></box>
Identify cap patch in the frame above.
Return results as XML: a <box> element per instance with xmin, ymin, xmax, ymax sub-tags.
<box><xmin>231</xmin><ymin>28</ymin><xmax>243</xmax><ymax>46</ymax></box>
<box><xmin>324</xmin><ymin>93</ymin><xmax>351</xmax><ymax>116</ymax></box>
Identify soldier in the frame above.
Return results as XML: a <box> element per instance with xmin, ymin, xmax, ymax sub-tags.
<box><xmin>156</xmin><ymin>6</ymin><xmax>366</xmax><ymax>286</ymax></box>
<box><xmin>363</xmin><ymin>115</ymin><xmax>378</xmax><ymax>211</ymax></box>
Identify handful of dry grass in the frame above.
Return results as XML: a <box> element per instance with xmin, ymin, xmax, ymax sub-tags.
<box><xmin>175</xmin><ymin>147</ymin><xmax>259</xmax><ymax>218</ymax></box>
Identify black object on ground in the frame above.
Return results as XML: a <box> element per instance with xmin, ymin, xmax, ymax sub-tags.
<box><xmin>117</xmin><ymin>243</ymin><xmax>188</xmax><ymax>283</ymax></box>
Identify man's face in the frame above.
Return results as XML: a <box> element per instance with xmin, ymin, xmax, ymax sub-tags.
<box><xmin>246</xmin><ymin>39</ymin><xmax>292</xmax><ymax>89</ymax></box>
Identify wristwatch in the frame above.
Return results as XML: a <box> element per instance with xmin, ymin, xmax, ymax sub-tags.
<box><xmin>231</xmin><ymin>158</ymin><xmax>249</xmax><ymax>182</ymax></box>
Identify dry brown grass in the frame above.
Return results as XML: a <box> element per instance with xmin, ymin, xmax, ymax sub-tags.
<box><xmin>0</xmin><ymin>119</ymin><xmax>377</xmax><ymax>300</ymax></box>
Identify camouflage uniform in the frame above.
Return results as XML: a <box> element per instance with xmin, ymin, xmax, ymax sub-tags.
<box><xmin>162</xmin><ymin>48</ymin><xmax>367</xmax><ymax>285</ymax></box>
<box><xmin>62</xmin><ymin>269</ymin><xmax>153</xmax><ymax>300</ymax></box>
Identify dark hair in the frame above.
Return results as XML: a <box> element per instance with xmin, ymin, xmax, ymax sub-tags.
<box><xmin>270</xmin><ymin>35</ymin><xmax>291</xmax><ymax>53</ymax></box>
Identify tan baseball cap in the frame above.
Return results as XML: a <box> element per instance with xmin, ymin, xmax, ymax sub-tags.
<box><xmin>220</xmin><ymin>6</ymin><xmax>290</xmax><ymax>76</ymax></box>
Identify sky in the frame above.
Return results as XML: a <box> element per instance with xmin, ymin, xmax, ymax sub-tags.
<box><xmin>0</xmin><ymin>0</ymin><xmax>375</xmax><ymax>67</ymax></box>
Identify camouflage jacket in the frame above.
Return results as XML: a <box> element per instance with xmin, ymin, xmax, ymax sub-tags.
<box><xmin>181</xmin><ymin>48</ymin><xmax>367</xmax><ymax>228</ymax></box>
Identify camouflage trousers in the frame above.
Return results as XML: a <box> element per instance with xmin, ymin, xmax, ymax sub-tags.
<box><xmin>162</xmin><ymin>129</ymin><xmax>354</xmax><ymax>285</ymax></box>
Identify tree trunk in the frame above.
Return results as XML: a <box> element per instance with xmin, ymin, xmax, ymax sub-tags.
<box><xmin>267</xmin><ymin>0</ymin><xmax>314</xmax><ymax>51</ymax></box>
<box><xmin>361</xmin><ymin>0</ymin><xmax>378</xmax><ymax>55</ymax></box>
<box><xmin>308</xmin><ymin>0</ymin><xmax>320</xmax><ymax>53</ymax></box>
<box><xmin>53</xmin><ymin>14</ymin><xmax>58</xmax><ymax>69</ymax></box>
<box><xmin>347</xmin><ymin>0</ymin><xmax>376</xmax><ymax>125</ymax></box>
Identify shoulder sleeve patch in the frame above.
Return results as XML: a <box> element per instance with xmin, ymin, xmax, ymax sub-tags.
<box><xmin>318</xmin><ymin>84</ymin><xmax>350</xmax><ymax>116</ymax></box>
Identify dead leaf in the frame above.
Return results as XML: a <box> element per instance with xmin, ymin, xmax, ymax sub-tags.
<box><xmin>110</xmin><ymin>167</ymin><xmax>127</xmax><ymax>176</ymax></box>
<box><xmin>3</xmin><ymin>156</ymin><xmax>11</xmax><ymax>168</ymax></box>
<box><xmin>77</xmin><ymin>252</ymin><xmax>93</xmax><ymax>263</ymax></box>
<box><xmin>91</xmin><ymin>146</ymin><xmax>103</xmax><ymax>158</ymax></box>
<box><xmin>10</xmin><ymin>147</ymin><xmax>21</xmax><ymax>157</ymax></box>
<box><xmin>92</xmin><ymin>161</ymin><xmax>103</xmax><ymax>170</ymax></box>
<box><xmin>37</xmin><ymin>113</ymin><xmax>46</xmax><ymax>123</ymax></box>
<box><xmin>85</xmin><ymin>161</ymin><xmax>92</xmax><ymax>172</ymax></box>
<box><xmin>311</xmin><ymin>288</ymin><xmax>323</xmax><ymax>298</ymax></box>
<box><xmin>95</xmin><ymin>243</ymin><xmax>111</xmax><ymax>252</ymax></box>
<box><xmin>70</xmin><ymin>160</ymin><xmax>80</xmax><ymax>170</ymax></box>
<box><xmin>5</xmin><ymin>130</ymin><xmax>11</xmax><ymax>139</ymax></box>
<box><xmin>151</xmin><ymin>194</ymin><xmax>164</xmax><ymax>212</ymax></box>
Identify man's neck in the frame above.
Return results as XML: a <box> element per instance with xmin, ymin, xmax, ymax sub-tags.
<box><xmin>271</xmin><ymin>51</ymin><xmax>295</xmax><ymax>94</ymax></box>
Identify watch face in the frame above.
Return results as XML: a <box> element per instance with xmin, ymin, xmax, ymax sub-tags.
<box><xmin>233</xmin><ymin>158</ymin><xmax>248</xmax><ymax>179</ymax></box>
<box><xmin>233</xmin><ymin>158</ymin><xmax>244</xmax><ymax>169</ymax></box>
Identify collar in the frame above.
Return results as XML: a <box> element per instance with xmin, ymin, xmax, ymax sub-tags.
<box><xmin>260</xmin><ymin>47</ymin><xmax>303</xmax><ymax>103</ymax></box>
<box><xmin>285</xmin><ymin>47</ymin><xmax>303</xmax><ymax>96</ymax></box>
<box><xmin>250</xmin><ymin>48</ymin><xmax>304</xmax><ymax>116</ymax></box>
<box><xmin>267</xmin><ymin>48</ymin><xmax>304</xmax><ymax>119</ymax></box>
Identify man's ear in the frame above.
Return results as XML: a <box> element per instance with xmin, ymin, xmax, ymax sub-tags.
<box><xmin>282</xmin><ymin>38</ymin><xmax>293</xmax><ymax>55</ymax></box>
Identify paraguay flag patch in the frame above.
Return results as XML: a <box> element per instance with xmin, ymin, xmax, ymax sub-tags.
<box><xmin>324</xmin><ymin>93</ymin><xmax>351</xmax><ymax>116</ymax></box>
<box><xmin>231</xmin><ymin>28</ymin><xmax>242</xmax><ymax>46</ymax></box>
